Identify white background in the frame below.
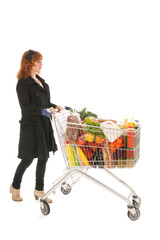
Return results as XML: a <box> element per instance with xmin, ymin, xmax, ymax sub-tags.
<box><xmin>0</xmin><ymin>0</ymin><xmax>160</xmax><ymax>239</ymax></box>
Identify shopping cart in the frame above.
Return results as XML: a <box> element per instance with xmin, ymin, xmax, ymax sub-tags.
<box><xmin>40</xmin><ymin>108</ymin><xmax>141</xmax><ymax>221</ymax></box>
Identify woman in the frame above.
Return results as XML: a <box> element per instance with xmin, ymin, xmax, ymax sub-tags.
<box><xmin>10</xmin><ymin>50</ymin><xmax>62</xmax><ymax>203</ymax></box>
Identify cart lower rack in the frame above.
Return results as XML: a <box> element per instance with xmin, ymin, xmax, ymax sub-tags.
<box><xmin>40</xmin><ymin>110</ymin><xmax>141</xmax><ymax>221</ymax></box>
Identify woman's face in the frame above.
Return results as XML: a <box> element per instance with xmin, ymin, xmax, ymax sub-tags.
<box><xmin>32</xmin><ymin>60</ymin><xmax>43</xmax><ymax>74</ymax></box>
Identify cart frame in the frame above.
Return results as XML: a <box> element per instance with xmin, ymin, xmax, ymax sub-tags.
<box><xmin>40</xmin><ymin>110</ymin><xmax>141</xmax><ymax>220</ymax></box>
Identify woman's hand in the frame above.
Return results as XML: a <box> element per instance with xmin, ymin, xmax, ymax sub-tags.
<box><xmin>55</xmin><ymin>105</ymin><xmax>63</xmax><ymax>113</ymax></box>
<box><xmin>49</xmin><ymin>106</ymin><xmax>63</xmax><ymax>114</ymax></box>
<box><xmin>49</xmin><ymin>107</ymin><xmax>56</xmax><ymax>115</ymax></box>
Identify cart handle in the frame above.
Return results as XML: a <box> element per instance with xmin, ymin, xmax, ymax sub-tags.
<box><xmin>64</xmin><ymin>106</ymin><xmax>71</xmax><ymax>110</ymax></box>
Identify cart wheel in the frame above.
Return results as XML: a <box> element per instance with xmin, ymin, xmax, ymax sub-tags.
<box><xmin>61</xmin><ymin>183</ymin><xmax>71</xmax><ymax>195</ymax></box>
<box><xmin>40</xmin><ymin>201</ymin><xmax>50</xmax><ymax>216</ymax></box>
<box><xmin>133</xmin><ymin>197</ymin><xmax>141</xmax><ymax>209</ymax></box>
<box><xmin>128</xmin><ymin>208</ymin><xmax>140</xmax><ymax>221</ymax></box>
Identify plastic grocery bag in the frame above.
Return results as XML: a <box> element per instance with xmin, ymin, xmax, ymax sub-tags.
<box><xmin>100</xmin><ymin>121</ymin><xmax>123</xmax><ymax>143</ymax></box>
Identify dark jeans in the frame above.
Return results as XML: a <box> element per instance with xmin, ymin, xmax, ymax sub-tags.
<box><xmin>12</xmin><ymin>158</ymin><xmax>48</xmax><ymax>190</ymax></box>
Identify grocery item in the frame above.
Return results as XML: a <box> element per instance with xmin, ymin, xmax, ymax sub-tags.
<box><xmin>128</xmin><ymin>117</ymin><xmax>135</xmax><ymax>128</ymax></box>
<box><xmin>123</xmin><ymin>119</ymin><xmax>128</xmax><ymax>129</ymax></box>
<box><xmin>126</xmin><ymin>149</ymin><xmax>134</xmax><ymax>167</ymax></box>
<box><xmin>85</xmin><ymin>133</ymin><xmax>94</xmax><ymax>142</ymax></box>
<box><xmin>66</xmin><ymin>114</ymin><xmax>81</xmax><ymax>144</ymax></box>
<box><xmin>108</xmin><ymin>137</ymin><xmax>124</xmax><ymax>153</ymax></box>
<box><xmin>81</xmin><ymin>117</ymin><xmax>99</xmax><ymax>124</ymax></box>
<box><xmin>117</xmin><ymin>159</ymin><xmax>126</xmax><ymax>168</ymax></box>
<box><xmin>82</xmin><ymin>147</ymin><xmax>94</xmax><ymax>163</ymax></box>
<box><xmin>117</xmin><ymin>123</ymin><xmax>124</xmax><ymax>129</ymax></box>
<box><xmin>126</xmin><ymin>158</ymin><xmax>134</xmax><ymax>168</ymax></box>
<box><xmin>127</xmin><ymin>125</ymin><xmax>135</xmax><ymax>148</ymax></box>
<box><xmin>77</xmin><ymin>135</ymin><xmax>86</xmax><ymax>146</ymax></box>
<box><xmin>102</xmin><ymin>147</ymin><xmax>116</xmax><ymax>168</ymax></box>
<box><xmin>86</xmin><ymin>141</ymin><xmax>98</xmax><ymax>152</ymax></box>
<box><xmin>126</xmin><ymin>149</ymin><xmax>134</xmax><ymax>159</ymax></box>
<box><xmin>96</xmin><ymin>136</ymin><xmax>104</xmax><ymax>144</ymax></box>
<box><xmin>116</xmin><ymin>149</ymin><xmax>126</xmax><ymax>168</ymax></box>
<box><xmin>134</xmin><ymin>120</ymin><xmax>140</xmax><ymax>129</ymax></box>
<box><xmin>72</xmin><ymin>145</ymin><xmax>80</xmax><ymax>166</ymax></box>
<box><xmin>98</xmin><ymin>118</ymin><xmax>117</xmax><ymax>124</ymax></box>
<box><xmin>107</xmin><ymin>136</ymin><xmax>126</xmax><ymax>167</ymax></box>
<box><xmin>76</xmin><ymin>147</ymin><xmax>90</xmax><ymax>166</ymax></box>
<box><xmin>100</xmin><ymin>121</ymin><xmax>123</xmax><ymax>143</ymax></box>
<box><xmin>102</xmin><ymin>148</ymin><xmax>110</xmax><ymax>167</ymax></box>
<box><xmin>70</xmin><ymin>107</ymin><xmax>98</xmax><ymax>121</ymax></box>
<box><xmin>109</xmin><ymin>142</ymin><xmax>116</xmax><ymax>152</ymax></box>
<box><xmin>76</xmin><ymin>147</ymin><xmax>84</xmax><ymax>166</ymax></box>
<box><xmin>93</xmin><ymin>148</ymin><xmax>105</xmax><ymax>168</ymax></box>
<box><xmin>115</xmin><ymin>148</ymin><xmax>125</xmax><ymax>159</ymax></box>
<box><xmin>84</xmin><ymin>118</ymin><xmax>105</xmax><ymax>138</ymax></box>
<box><xmin>65</xmin><ymin>144</ymin><xmax>76</xmax><ymax>166</ymax></box>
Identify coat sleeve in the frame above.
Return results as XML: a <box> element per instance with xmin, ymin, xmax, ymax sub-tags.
<box><xmin>49</xmin><ymin>102</ymin><xmax>57</xmax><ymax>108</ymax></box>
<box><xmin>16</xmin><ymin>79</ymin><xmax>44</xmax><ymax>116</ymax></box>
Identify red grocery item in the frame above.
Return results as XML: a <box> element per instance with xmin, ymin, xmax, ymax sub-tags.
<box><xmin>127</xmin><ymin>126</ymin><xmax>134</xmax><ymax>148</ymax></box>
<box><xmin>77</xmin><ymin>135</ymin><xmax>86</xmax><ymax>146</ymax></box>
<box><xmin>126</xmin><ymin>149</ymin><xmax>134</xmax><ymax>159</ymax></box>
<box><xmin>86</xmin><ymin>141</ymin><xmax>98</xmax><ymax>152</ymax></box>
<box><xmin>82</xmin><ymin>147</ymin><xmax>94</xmax><ymax>160</ymax></box>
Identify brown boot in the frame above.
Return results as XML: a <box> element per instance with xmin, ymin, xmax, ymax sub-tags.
<box><xmin>34</xmin><ymin>189</ymin><xmax>53</xmax><ymax>204</ymax></box>
<box><xmin>10</xmin><ymin>185</ymin><xmax>23</xmax><ymax>202</ymax></box>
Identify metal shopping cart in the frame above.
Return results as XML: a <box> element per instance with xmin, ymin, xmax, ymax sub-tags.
<box><xmin>40</xmin><ymin>108</ymin><xmax>141</xmax><ymax>221</ymax></box>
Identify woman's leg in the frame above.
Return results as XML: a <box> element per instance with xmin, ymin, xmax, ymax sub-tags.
<box><xmin>12</xmin><ymin>158</ymin><xmax>34</xmax><ymax>189</ymax></box>
<box><xmin>35</xmin><ymin>158</ymin><xmax>48</xmax><ymax>190</ymax></box>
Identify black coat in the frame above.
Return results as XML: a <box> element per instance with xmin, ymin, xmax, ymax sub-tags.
<box><xmin>17</xmin><ymin>75</ymin><xmax>58</xmax><ymax>159</ymax></box>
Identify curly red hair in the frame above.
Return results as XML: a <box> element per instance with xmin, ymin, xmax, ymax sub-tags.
<box><xmin>17</xmin><ymin>50</ymin><xmax>43</xmax><ymax>80</ymax></box>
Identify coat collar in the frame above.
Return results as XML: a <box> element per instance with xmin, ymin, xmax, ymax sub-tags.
<box><xmin>25</xmin><ymin>75</ymin><xmax>46</xmax><ymax>91</ymax></box>
<box><xmin>26</xmin><ymin>74</ymin><xmax>45</xmax><ymax>85</ymax></box>
<box><xmin>36</xmin><ymin>74</ymin><xmax>45</xmax><ymax>84</ymax></box>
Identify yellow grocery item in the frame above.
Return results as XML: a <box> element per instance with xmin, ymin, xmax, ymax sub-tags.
<box><xmin>66</xmin><ymin>144</ymin><xmax>76</xmax><ymax>166</ymax></box>
<box><xmin>77</xmin><ymin>147</ymin><xmax>90</xmax><ymax>166</ymax></box>
<box><xmin>123</xmin><ymin>119</ymin><xmax>128</xmax><ymax>129</ymax></box>
<box><xmin>126</xmin><ymin>159</ymin><xmax>134</xmax><ymax>168</ymax></box>
<box><xmin>117</xmin><ymin>159</ymin><xmax>126</xmax><ymax>168</ymax></box>
<box><xmin>85</xmin><ymin>133</ymin><xmax>94</xmax><ymax>142</ymax></box>
<box><xmin>128</xmin><ymin>117</ymin><xmax>135</xmax><ymax>128</ymax></box>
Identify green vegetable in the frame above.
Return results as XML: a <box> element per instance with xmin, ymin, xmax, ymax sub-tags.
<box><xmin>84</xmin><ymin>110</ymin><xmax>98</xmax><ymax>120</ymax></box>
<box><xmin>70</xmin><ymin>108</ymin><xmax>98</xmax><ymax>121</ymax></box>
<box><xmin>79</xmin><ymin>108</ymin><xmax>87</xmax><ymax>120</ymax></box>
<box><xmin>72</xmin><ymin>145</ymin><xmax>80</xmax><ymax>166</ymax></box>
<box><xmin>84</xmin><ymin>118</ymin><xmax>105</xmax><ymax>138</ymax></box>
